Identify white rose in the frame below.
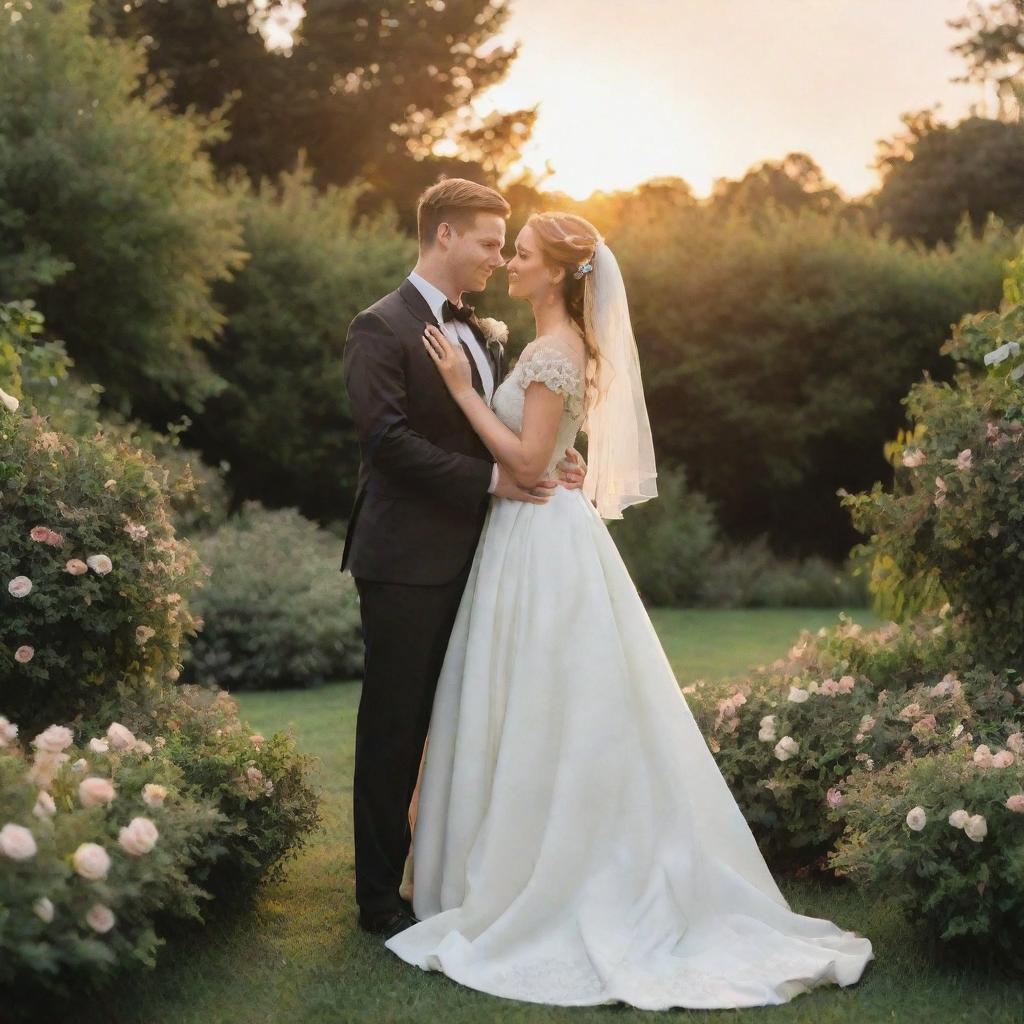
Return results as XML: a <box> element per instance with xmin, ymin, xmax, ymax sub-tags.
<box><xmin>86</xmin><ymin>554</ymin><xmax>113</xmax><ymax>575</ymax></box>
<box><xmin>106</xmin><ymin>722</ymin><xmax>136</xmax><ymax>751</ymax></box>
<box><xmin>0</xmin><ymin>822</ymin><xmax>38</xmax><ymax>860</ymax></box>
<box><xmin>118</xmin><ymin>816</ymin><xmax>159</xmax><ymax>856</ymax></box>
<box><xmin>906</xmin><ymin>806</ymin><xmax>927</xmax><ymax>831</ymax></box>
<box><xmin>33</xmin><ymin>896</ymin><xmax>54</xmax><ymax>923</ymax></box>
<box><xmin>0</xmin><ymin>386</ymin><xmax>19</xmax><ymax>412</ymax></box>
<box><xmin>32</xmin><ymin>724</ymin><xmax>73</xmax><ymax>753</ymax></box>
<box><xmin>85</xmin><ymin>903</ymin><xmax>116</xmax><ymax>933</ymax></box>
<box><xmin>992</xmin><ymin>750</ymin><xmax>1015</xmax><ymax>768</ymax></box>
<box><xmin>78</xmin><ymin>776</ymin><xmax>116</xmax><ymax>809</ymax></box>
<box><xmin>72</xmin><ymin>842</ymin><xmax>111</xmax><ymax>880</ymax></box>
<box><xmin>142</xmin><ymin>783</ymin><xmax>168</xmax><ymax>808</ymax></box>
<box><xmin>948</xmin><ymin>808</ymin><xmax>970</xmax><ymax>829</ymax></box>
<box><xmin>7</xmin><ymin>575</ymin><xmax>32</xmax><ymax>598</ymax></box>
<box><xmin>135</xmin><ymin>740</ymin><xmax>152</xmax><ymax>756</ymax></box>
<box><xmin>88</xmin><ymin>737</ymin><xmax>109</xmax><ymax>754</ymax></box>
<box><xmin>773</xmin><ymin>735</ymin><xmax>799</xmax><ymax>761</ymax></box>
<box><xmin>32</xmin><ymin>791</ymin><xmax>56</xmax><ymax>818</ymax></box>
<box><xmin>964</xmin><ymin>813</ymin><xmax>988</xmax><ymax>842</ymax></box>
<box><xmin>0</xmin><ymin>716</ymin><xmax>18</xmax><ymax>746</ymax></box>
<box><xmin>786</xmin><ymin>686</ymin><xmax>810</xmax><ymax>703</ymax></box>
<box><xmin>71</xmin><ymin>758</ymin><xmax>88</xmax><ymax>773</ymax></box>
<box><xmin>1008</xmin><ymin>732</ymin><xmax>1024</xmax><ymax>754</ymax></box>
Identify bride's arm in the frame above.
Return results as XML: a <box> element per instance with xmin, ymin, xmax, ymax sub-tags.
<box><xmin>422</xmin><ymin>326</ymin><xmax>566</xmax><ymax>488</ymax></box>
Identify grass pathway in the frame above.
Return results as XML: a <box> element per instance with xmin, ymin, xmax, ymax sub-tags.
<box><xmin>43</xmin><ymin>608</ymin><xmax>1024</xmax><ymax>1023</ymax></box>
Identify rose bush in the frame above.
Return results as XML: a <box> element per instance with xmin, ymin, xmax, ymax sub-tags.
<box><xmin>684</xmin><ymin>611</ymin><xmax>992</xmax><ymax>869</ymax></box>
<box><xmin>0</xmin><ymin>398</ymin><xmax>205</xmax><ymax>736</ymax></box>
<box><xmin>828</xmin><ymin>741</ymin><xmax>1024</xmax><ymax>969</ymax></box>
<box><xmin>0</xmin><ymin>714</ymin><xmax>229</xmax><ymax>995</ymax></box>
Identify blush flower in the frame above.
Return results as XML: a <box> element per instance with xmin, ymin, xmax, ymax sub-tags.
<box><xmin>86</xmin><ymin>903</ymin><xmax>116</xmax><ymax>933</ymax></box>
<box><xmin>79</xmin><ymin>776</ymin><xmax>116</xmax><ymax>808</ymax></box>
<box><xmin>72</xmin><ymin>842</ymin><xmax>111</xmax><ymax>880</ymax></box>
<box><xmin>118</xmin><ymin>816</ymin><xmax>159</xmax><ymax>856</ymax></box>
<box><xmin>0</xmin><ymin>823</ymin><xmax>38</xmax><ymax>860</ymax></box>
<box><xmin>906</xmin><ymin>806</ymin><xmax>927</xmax><ymax>831</ymax></box>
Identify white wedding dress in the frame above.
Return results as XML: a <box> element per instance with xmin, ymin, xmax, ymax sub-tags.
<box><xmin>384</xmin><ymin>342</ymin><xmax>874</xmax><ymax>1009</ymax></box>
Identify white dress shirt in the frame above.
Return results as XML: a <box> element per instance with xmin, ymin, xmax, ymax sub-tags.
<box><xmin>407</xmin><ymin>270</ymin><xmax>500</xmax><ymax>494</ymax></box>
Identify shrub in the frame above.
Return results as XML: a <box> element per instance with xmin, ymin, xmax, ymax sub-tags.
<box><xmin>829</xmin><ymin>742</ymin><xmax>1024</xmax><ymax>969</ymax></box>
<box><xmin>89</xmin><ymin>683</ymin><xmax>323</xmax><ymax>899</ymax></box>
<box><xmin>607</xmin><ymin>463</ymin><xmax>718</xmax><ymax>604</ymax></box>
<box><xmin>0</xmin><ymin>715</ymin><xmax>229</xmax><ymax>995</ymax></box>
<box><xmin>0</xmin><ymin>402</ymin><xmax>205</xmax><ymax>737</ymax></box>
<box><xmin>613</xmin><ymin>202</ymin><xmax>1015</xmax><ymax>556</ymax></box>
<box><xmin>0</xmin><ymin>298</ymin><xmax>234</xmax><ymax>541</ymax></box>
<box><xmin>684</xmin><ymin>611</ymin><xmax>995</xmax><ymax>869</ymax></box>
<box><xmin>840</xmin><ymin>245</ymin><xmax>1024</xmax><ymax>670</ymax></box>
<box><xmin>698</xmin><ymin>533</ymin><xmax>867</xmax><ymax>608</ymax></box>
<box><xmin>183</xmin><ymin>501</ymin><xmax>363</xmax><ymax>690</ymax></box>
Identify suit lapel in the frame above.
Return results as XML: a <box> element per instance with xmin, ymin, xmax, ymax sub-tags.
<box><xmin>399</xmin><ymin>278</ymin><xmax>485</xmax><ymax>398</ymax></box>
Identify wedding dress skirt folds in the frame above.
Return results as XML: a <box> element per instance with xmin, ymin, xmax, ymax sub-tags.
<box><xmin>384</xmin><ymin>483</ymin><xmax>874</xmax><ymax>1009</ymax></box>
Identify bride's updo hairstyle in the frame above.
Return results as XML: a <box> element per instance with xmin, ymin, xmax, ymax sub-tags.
<box><xmin>525</xmin><ymin>211</ymin><xmax>605</xmax><ymax>415</ymax></box>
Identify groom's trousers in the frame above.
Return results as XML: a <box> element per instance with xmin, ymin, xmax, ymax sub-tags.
<box><xmin>351</xmin><ymin>556</ymin><xmax>474</xmax><ymax>916</ymax></box>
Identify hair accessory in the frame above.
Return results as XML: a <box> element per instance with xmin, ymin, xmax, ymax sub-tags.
<box><xmin>573</xmin><ymin>259</ymin><xmax>594</xmax><ymax>280</ymax></box>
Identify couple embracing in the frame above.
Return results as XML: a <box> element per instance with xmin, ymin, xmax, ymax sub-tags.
<box><xmin>339</xmin><ymin>178</ymin><xmax>873</xmax><ymax>1010</ymax></box>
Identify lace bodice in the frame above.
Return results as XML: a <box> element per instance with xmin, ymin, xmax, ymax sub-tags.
<box><xmin>491</xmin><ymin>343</ymin><xmax>587</xmax><ymax>477</ymax></box>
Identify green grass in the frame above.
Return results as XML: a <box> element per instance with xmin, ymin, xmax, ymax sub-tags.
<box><xmin>35</xmin><ymin>608</ymin><xmax>1024</xmax><ymax>1024</ymax></box>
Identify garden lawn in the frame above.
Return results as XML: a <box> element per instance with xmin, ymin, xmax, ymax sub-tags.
<box><xmin>38</xmin><ymin>608</ymin><xmax>1024</xmax><ymax>1024</ymax></box>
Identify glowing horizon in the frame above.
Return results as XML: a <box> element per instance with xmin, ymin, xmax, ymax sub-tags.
<box><xmin>474</xmin><ymin>0</ymin><xmax>988</xmax><ymax>201</ymax></box>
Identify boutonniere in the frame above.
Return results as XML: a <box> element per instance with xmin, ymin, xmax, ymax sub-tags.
<box><xmin>476</xmin><ymin>317</ymin><xmax>509</xmax><ymax>351</ymax></box>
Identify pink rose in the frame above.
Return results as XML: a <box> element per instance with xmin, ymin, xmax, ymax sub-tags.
<box><xmin>72</xmin><ymin>842</ymin><xmax>111</xmax><ymax>880</ymax></box>
<box><xmin>826</xmin><ymin>787</ymin><xmax>844</xmax><ymax>808</ymax></box>
<box><xmin>29</xmin><ymin>526</ymin><xmax>51</xmax><ymax>542</ymax></box>
<box><xmin>1005</xmin><ymin>794</ymin><xmax>1024</xmax><ymax>813</ymax></box>
<box><xmin>78</xmin><ymin>776</ymin><xmax>116</xmax><ymax>808</ymax></box>
<box><xmin>32</xmin><ymin>725</ymin><xmax>73</xmax><ymax>753</ymax></box>
<box><xmin>0</xmin><ymin>823</ymin><xmax>38</xmax><ymax>860</ymax></box>
<box><xmin>7</xmin><ymin>576</ymin><xmax>32</xmax><ymax>598</ymax></box>
<box><xmin>64</xmin><ymin>559</ymin><xmax>88</xmax><ymax>575</ymax></box>
<box><xmin>14</xmin><ymin>645</ymin><xmax>34</xmax><ymax>663</ymax></box>
<box><xmin>118</xmin><ymin>816</ymin><xmax>159</xmax><ymax>856</ymax></box>
<box><xmin>85</xmin><ymin>903</ymin><xmax>116</xmax><ymax>933</ymax></box>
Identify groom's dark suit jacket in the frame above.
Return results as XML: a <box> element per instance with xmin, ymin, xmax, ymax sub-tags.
<box><xmin>340</xmin><ymin>278</ymin><xmax>508</xmax><ymax>585</ymax></box>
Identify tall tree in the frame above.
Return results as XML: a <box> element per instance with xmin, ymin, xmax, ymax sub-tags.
<box><xmin>948</xmin><ymin>0</ymin><xmax>1024</xmax><ymax>121</ymax></box>
<box><xmin>90</xmin><ymin>0</ymin><xmax>536</xmax><ymax>200</ymax></box>
<box><xmin>870</xmin><ymin>108</ymin><xmax>1024</xmax><ymax>245</ymax></box>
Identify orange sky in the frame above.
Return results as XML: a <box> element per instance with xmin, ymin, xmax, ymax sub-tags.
<box><xmin>475</xmin><ymin>0</ymin><xmax>988</xmax><ymax>200</ymax></box>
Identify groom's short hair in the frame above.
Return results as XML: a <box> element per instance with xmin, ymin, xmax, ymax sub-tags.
<box><xmin>417</xmin><ymin>178</ymin><xmax>511</xmax><ymax>249</ymax></box>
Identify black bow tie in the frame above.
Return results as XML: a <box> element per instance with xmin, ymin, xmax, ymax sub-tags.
<box><xmin>441</xmin><ymin>299</ymin><xmax>475</xmax><ymax>323</ymax></box>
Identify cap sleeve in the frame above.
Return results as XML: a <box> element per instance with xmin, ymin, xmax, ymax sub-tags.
<box><xmin>516</xmin><ymin>346</ymin><xmax>583</xmax><ymax>403</ymax></box>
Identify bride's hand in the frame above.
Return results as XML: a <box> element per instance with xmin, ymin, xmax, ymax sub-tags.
<box><xmin>422</xmin><ymin>323</ymin><xmax>474</xmax><ymax>399</ymax></box>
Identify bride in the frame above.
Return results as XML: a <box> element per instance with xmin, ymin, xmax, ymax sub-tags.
<box><xmin>383</xmin><ymin>211</ymin><xmax>874</xmax><ymax>1009</ymax></box>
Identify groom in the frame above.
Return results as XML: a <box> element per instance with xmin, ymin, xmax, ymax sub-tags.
<box><xmin>340</xmin><ymin>177</ymin><xmax>587</xmax><ymax>939</ymax></box>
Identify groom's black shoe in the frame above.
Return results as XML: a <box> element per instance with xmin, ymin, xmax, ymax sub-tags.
<box><xmin>358</xmin><ymin>906</ymin><xmax>418</xmax><ymax>939</ymax></box>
